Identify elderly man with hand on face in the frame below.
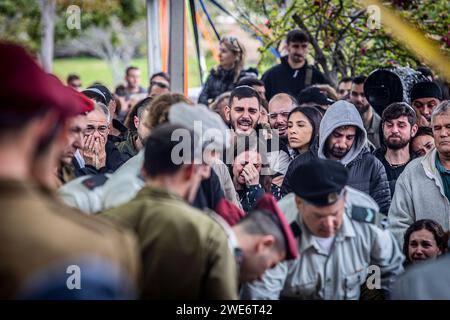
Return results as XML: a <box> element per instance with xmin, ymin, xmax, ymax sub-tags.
<box><xmin>80</xmin><ymin>102</ymin><xmax>126</xmax><ymax>174</ymax></box>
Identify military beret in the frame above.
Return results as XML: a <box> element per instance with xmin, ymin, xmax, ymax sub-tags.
<box><xmin>291</xmin><ymin>159</ymin><xmax>349</xmax><ymax>206</ymax></box>
<box><xmin>0</xmin><ymin>41</ymin><xmax>93</xmax><ymax>122</ymax></box>
<box><xmin>254</xmin><ymin>194</ymin><xmax>298</xmax><ymax>260</ymax></box>
<box><xmin>410</xmin><ymin>81</ymin><xmax>443</xmax><ymax>101</ymax></box>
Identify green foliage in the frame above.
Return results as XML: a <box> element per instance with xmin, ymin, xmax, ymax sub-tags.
<box><xmin>232</xmin><ymin>0</ymin><xmax>449</xmax><ymax>84</ymax></box>
<box><xmin>0</xmin><ymin>0</ymin><xmax>41</xmax><ymax>51</ymax></box>
<box><xmin>0</xmin><ymin>0</ymin><xmax>146</xmax><ymax>53</ymax></box>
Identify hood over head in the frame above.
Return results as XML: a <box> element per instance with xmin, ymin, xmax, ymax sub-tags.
<box><xmin>318</xmin><ymin>100</ymin><xmax>367</xmax><ymax>165</ymax></box>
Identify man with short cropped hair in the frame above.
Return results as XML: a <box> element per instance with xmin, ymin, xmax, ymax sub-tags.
<box><xmin>373</xmin><ymin>102</ymin><xmax>418</xmax><ymax>196</ymax></box>
<box><xmin>262</xmin><ymin>29</ymin><xmax>330</xmax><ymax>101</ymax></box>
<box><xmin>349</xmin><ymin>75</ymin><xmax>381</xmax><ymax>148</ymax></box>
<box><xmin>389</xmin><ymin>100</ymin><xmax>450</xmax><ymax>248</ymax></box>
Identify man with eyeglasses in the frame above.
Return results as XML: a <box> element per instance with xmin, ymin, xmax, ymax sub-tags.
<box><xmin>349</xmin><ymin>75</ymin><xmax>381</xmax><ymax>149</ymax></box>
<box><xmin>262</xmin><ymin>29</ymin><xmax>330</xmax><ymax>101</ymax></box>
<box><xmin>410</xmin><ymin>81</ymin><xmax>443</xmax><ymax>128</ymax></box>
<box><xmin>268</xmin><ymin>93</ymin><xmax>297</xmax><ymax>138</ymax></box>
<box><xmin>81</xmin><ymin>103</ymin><xmax>126</xmax><ymax>174</ymax></box>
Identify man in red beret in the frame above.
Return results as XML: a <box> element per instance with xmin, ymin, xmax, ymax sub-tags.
<box><xmin>226</xmin><ymin>193</ymin><xmax>298</xmax><ymax>283</ymax></box>
<box><xmin>0</xmin><ymin>41</ymin><xmax>139</xmax><ymax>299</ymax></box>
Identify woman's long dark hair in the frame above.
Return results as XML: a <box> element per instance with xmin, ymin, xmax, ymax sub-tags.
<box><xmin>403</xmin><ymin>219</ymin><xmax>448</xmax><ymax>265</ymax></box>
<box><xmin>287</xmin><ymin>106</ymin><xmax>322</xmax><ymax>153</ymax></box>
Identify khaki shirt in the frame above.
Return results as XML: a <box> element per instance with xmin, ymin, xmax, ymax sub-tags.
<box><xmin>0</xmin><ymin>180</ymin><xmax>140</xmax><ymax>299</ymax></box>
<box><xmin>100</xmin><ymin>186</ymin><xmax>238</xmax><ymax>299</ymax></box>
<box><xmin>242</xmin><ymin>188</ymin><xmax>404</xmax><ymax>300</ymax></box>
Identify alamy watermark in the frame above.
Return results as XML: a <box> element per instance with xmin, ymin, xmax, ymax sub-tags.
<box><xmin>66</xmin><ymin>264</ymin><xmax>81</xmax><ymax>290</ymax></box>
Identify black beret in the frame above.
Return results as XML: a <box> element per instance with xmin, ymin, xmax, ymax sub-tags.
<box><xmin>291</xmin><ymin>159</ymin><xmax>349</xmax><ymax>206</ymax></box>
<box><xmin>410</xmin><ymin>81</ymin><xmax>443</xmax><ymax>101</ymax></box>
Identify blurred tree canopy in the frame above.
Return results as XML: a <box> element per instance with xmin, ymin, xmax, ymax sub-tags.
<box><xmin>0</xmin><ymin>0</ymin><xmax>146</xmax><ymax>53</ymax></box>
<box><xmin>231</xmin><ymin>0</ymin><xmax>449</xmax><ymax>85</ymax></box>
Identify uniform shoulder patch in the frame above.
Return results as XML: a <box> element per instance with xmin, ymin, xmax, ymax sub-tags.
<box><xmin>351</xmin><ymin>206</ymin><xmax>376</xmax><ymax>224</ymax></box>
<box><xmin>82</xmin><ymin>174</ymin><xmax>108</xmax><ymax>190</ymax></box>
<box><xmin>290</xmin><ymin>221</ymin><xmax>302</xmax><ymax>238</ymax></box>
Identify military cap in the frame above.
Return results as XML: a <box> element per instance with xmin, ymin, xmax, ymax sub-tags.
<box><xmin>0</xmin><ymin>41</ymin><xmax>93</xmax><ymax>122</ymax></box>
<box><xmin>291</xmin><ymin>159</ymin><xmax>348</xmax><ymax>206</ymax></box>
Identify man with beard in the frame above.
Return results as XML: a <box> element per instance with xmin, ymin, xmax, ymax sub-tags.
<box><xmin>349</xmin><ymin>76</ymin><xmax>381</xmax><ymax>149</ymax></box>
<box><xmin>374</xmin><ymin>103</ymin><xmax>418</xmax><ymax>197</ymax></box>
<box><xmin>282</xmin><ymin>100</ymin><xmax>391</xmax><ymax>214</ymax></box>
<box><xmin>388</xmin><ymin>101</ymin><xmax>450</xmax><ymax>248</ymax></box>
<box><xmin>262</xmin><ymin>29</ymin><xmax>330</xmax><ymax>101</ymax></box>
<box><xmin>224</xmin><ymin>86</ymin><xmax>282</xmax><ymax>181</ymax></box>
<box><xmin>225</xmin><ymin>85</ymin><xmax>261</xmax><ymax>135</ymax></box>
<box><xmin>117</xmin><ymin>98</ymin><xmax>151</xmax><ymax>159</ymax></box>
<box><xmin>410</xmin><ymin>81</ymin><xmax>443</xmax><ymax>128</ymax></box>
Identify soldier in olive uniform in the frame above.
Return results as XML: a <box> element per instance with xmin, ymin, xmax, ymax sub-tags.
<box><xmin>0</xmin><ymin>42</ymin><xmax>139</xmax><ymax>299</ymax></box>
<box><xmin>100</xmin><ymin>123</ymin><xmax>238</xmax><ymax>299</ymax></box>
<box><xmin>242</xmin><ymin>159</ymin><xmax>404</xmax><ymax>300</ymax></box>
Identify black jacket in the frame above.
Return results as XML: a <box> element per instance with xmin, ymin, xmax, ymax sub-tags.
<box><xmin>198</xmin><ymin>67</ymin><xmax>257</xmax><ymax>106</ymax></box>
<box><xmin>75</xmin><ymin>139</ymin><xmax>128</xmax><ymax>176</ymax></box>
<box><xmin>262</xmin><ymin>56</ymin><xmax>330</xmax><ymax>101</ymax></box>
<box><xmin>282</xmin><ymin>147</ymin><xmax>391</xmax><ymax>214</ymax></box>
<box><xmin>192</xmin><ymin>169</ymin><xmax>224</xmax><ymax>211</ymax></box>
<box><xmin>373</xmin><ymin>147</ymin><xmax>417</xmax><ymax>198</ymax></box>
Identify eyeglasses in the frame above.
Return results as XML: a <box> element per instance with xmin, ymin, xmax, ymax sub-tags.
<box><xmin>150</xmin><ymin>81</ymin><xmax>169</xmax><ymax>89</ymax></box>
<box><xmin>84</xmin><ymin>125</ymin><xmax>108</xmax><ymax>135</ymax></box>
<box><xmin>268</xmin><ymin>111</ymin><xmax>291</xmax><ymax>120</ymax></box>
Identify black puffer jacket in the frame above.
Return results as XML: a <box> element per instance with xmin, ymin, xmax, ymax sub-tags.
<box><xmin>282</xmin><ymin>147</ymin><xmax>391</xmax><ymax>214</ymax></box>
<box><xmin>198</xmin><ymin>67</ymin><xmax>257</xmax><ymax>106</ymax></box>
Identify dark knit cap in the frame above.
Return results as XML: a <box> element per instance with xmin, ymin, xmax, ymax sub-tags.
<box><xmin>410</xmin><ymin>81</ymin><xmax>443</xmax><ymax>101</ymax></box>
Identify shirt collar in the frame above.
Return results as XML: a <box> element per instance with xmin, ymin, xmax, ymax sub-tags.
<box><xmin>435</xmin><ymin>153</ymin><xmax>450</xmax><ymax>174</ymax></box>
<box><xmin>295</xmin><ymin>208</ymin><xmax>355</xmax><ymax>255</ymax></box>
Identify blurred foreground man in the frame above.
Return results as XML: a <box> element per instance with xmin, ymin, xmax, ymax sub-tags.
<box><xmin>0</xmin><ymin>42</ymin><xmax>139</xmax><ymax>299</ymax></box>
<box><xmin>101</xmin><ymin>124</ymin><xmax>238</xmax><ymax>299</ymax></box>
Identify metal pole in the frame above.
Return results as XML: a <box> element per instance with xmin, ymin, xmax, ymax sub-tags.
<box><xmin>169</xmin><ymin>0</ymin><xmax>185</xmax><ymax>93</ymax></box>
<box><xmin>146</xmin><ymin>0</ymin><xmax>162</xmax><ymax>80</ymax></box>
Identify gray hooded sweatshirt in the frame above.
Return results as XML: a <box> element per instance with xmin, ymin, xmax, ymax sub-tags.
<box><xmin>318</xmin><ymin>101</ymin><xmax>391</xmax><ymax>213</ymax></box>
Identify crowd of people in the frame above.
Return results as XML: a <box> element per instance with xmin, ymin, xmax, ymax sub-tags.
<box><xmin>1</xmin><ymin>27</ymin><xmax>450</xmax><ymax>300</ymax></box>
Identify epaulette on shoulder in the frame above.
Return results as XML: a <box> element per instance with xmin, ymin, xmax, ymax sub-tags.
<box><xmin>290</xmin><ymin>221</ymin><xmax>302</xmax><ymax>238</ymax></box>
<box><xmin>82</xmin><ymin>174</ymin><xmax>108</xmax><ymax>190</ymax></box>
<box><xmin>351</xmin><ymin>205</ymin><xmax>376</xmax><ymax>224</ymax></box>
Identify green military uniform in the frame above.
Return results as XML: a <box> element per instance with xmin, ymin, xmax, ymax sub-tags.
<box><xmin>100</xmin><ymin>186</ymin><xmax>239</xmax><ymax>299</ymax></box>
<box><xmin>0</xmin><ymin>180</ymin><xmax>140</xmax><ymax>299</ymax></box>
<box><xmin>117</xmin><ymin>130</ymin><xmax>139</xmax><ymax>159</ymax></box>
